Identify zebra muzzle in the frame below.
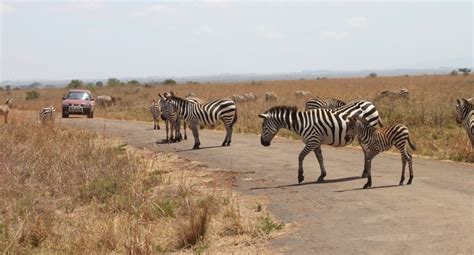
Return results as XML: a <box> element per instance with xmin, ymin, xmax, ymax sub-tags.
<box><xmin>261</xmin><ymin>138</ymin><xmax>271</xmax><ymax>147</ymax></box>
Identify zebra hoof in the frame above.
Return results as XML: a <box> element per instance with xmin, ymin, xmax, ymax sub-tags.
<box><xmin>316</xmin><ymin>176</ymin><xmax>325</xmax><ymax>183</ymax></box>
<box><xmin>184</xmin><ymin>136</ymin><xmax>187</xmax><ymax>140</ymax></box>
<box><xmin>407</xmin><ymin>177</ymin><xmax>413</xmax><ymax>185</ymax></box>
<box><xmin>221</xmin><ymin>141</ymin><xmax>227</xmax><ymax>146</ymax></box>
<box><xmin>193</xmin><ymin>144</ymin><xmax>200</xmax><ymax>150</ymax></box>
<box><xmin>157</xmin><ymin>126</ymin><xmax>160</xmax><ymax>130</ymax></box>
<box><xmin>298</xmin><ymin>174</ymin><xmax>304</xmax><ymax>183</ymax></box>
<box><xmin>363</xmin><ymin>182</ymin><xmax>371</xmax><ymax>189</ymax></box>
<box><xmin>226</xmin><ymin>141</ymin><xmax>231</xmax><ymax>146</ymax></box>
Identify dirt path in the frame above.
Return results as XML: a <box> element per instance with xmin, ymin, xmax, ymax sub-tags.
<box><xmin>62</xmin><ymin>117</ymin><xmax>474</xmax><ymax>254</ymax></box>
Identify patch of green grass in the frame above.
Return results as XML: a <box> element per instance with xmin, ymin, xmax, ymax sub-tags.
<box><xmin>80</xmin><ymin>176</ymin><xmax>122</xmax><ymax>203</ymax></box>
<box><xmin>257</xmin><ymin>215</ymin><xmax>283</xmax><ymax>235</ymax></box>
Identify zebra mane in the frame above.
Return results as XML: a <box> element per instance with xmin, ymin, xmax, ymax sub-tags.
<box><xmin>168</xmin><ymin>95</ymin><xmax>187</xmax><ymax>103</ymax></box>
<box><xmin>265</xmin><ymin>105</ymin><xmax>298</xmax><ymax>114</ymax></box>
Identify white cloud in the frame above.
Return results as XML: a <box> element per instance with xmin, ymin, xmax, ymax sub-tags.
<box><xmin>347</xmin><ymin>16</ymin><xmax>368</xmax><ymax>28</ymax></box>
<box><xmin>320</xmin><ymin>31</ymin><xmax>349</xmax><ymax>41</ymax></box>
<box><xmin>252</xmin><ymin>25</ymin><xmax>283</xmax><ymax>39</ymax></box>
<box><xmin>0</xmin><ymin>2</ymin><xmax>15</xmax><ymax>15</ymax></box>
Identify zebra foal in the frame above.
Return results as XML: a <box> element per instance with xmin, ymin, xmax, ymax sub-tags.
<box><xmin>149</xmin><ymin>99</ymin><xmax>161</xmax><ymax>130</ymax></box>
<box><xmin>161</xmin><ymin>94</ymin><xmax>237</xmax><ymax>149</ymax></box>
<box><xmin>259</xmin><ymin>101</ymin><xmax>382</xmax><ymax>184</ymax></box>
<box><xmin>455</xmin><ymin>98</ymin><xmax>474</xmax><ymax>147</ymax></box>
<box><xmin>159</xmin><ymin>93</ymin><xmax>182</xmax><ymax>142</ymax></box>
<box><xmin>305</xmin><ymin>97</ymin><xmax>346</xmax><ymax>110</ymax></box>
<box><xmin>344</xmin><ymin>116</ymin><xmax>416</xmax><ymax>189</ymax></box>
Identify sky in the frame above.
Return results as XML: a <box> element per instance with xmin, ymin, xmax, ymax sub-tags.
<box><xmin>0</xmin><ymin>0</ymin><xmax>472</xmax><ymax>81</ymax></box>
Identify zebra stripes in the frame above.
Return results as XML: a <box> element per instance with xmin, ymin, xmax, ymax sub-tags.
<box><xmin>456</xmin><ymin>98</ymin><xmax>474</xmax><ymax>147</ymax></box>
<box><xmin>162</xmin><ymin>95</ymin><xmax>237</xmax><ymax>149</ymax></box>
<box><xmin>159</xmin><ymin>94</ymin><xmax>182</xmax><ymax>142</ymax></box>
<box><xmin>344</xmin><ymin>116</ymin><xmax>416</xmax><ymax>189</ymax></box>
<box><xmin>259</xmin><ymin>101</ymin><xmax>382</xmax><ymax>184</ymax></box>
<box><xmin>149</xmin><ymin>99</ymin><xmax>161</xmax><ymax>130</ymax></box>
<box><xmin>305</xmin><ymin>98</ymin><xmax>346</xmax><ymax>110</ymax></box>
<box><xmin>39</xmin><ymin>106</ymin><xmax>55</xmax><ymax>124</ymax></box>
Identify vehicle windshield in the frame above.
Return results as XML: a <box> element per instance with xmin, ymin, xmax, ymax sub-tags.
<box><xmin>66</xmin><ymin>92</ymin><xmax>90</xmax><ymax>100</ymax></box>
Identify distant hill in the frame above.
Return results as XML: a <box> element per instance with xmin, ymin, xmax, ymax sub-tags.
<box><xmin>1</xmin><ymin>67</ymin><xmax>470</xmax><ymax>87</ymax></box>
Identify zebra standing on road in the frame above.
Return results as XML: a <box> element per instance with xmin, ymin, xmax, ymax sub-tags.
<box><xmin>259</xmin><ymin>100</ymin><xmax>383</xmax><ymax>184</ymax></box>
<box><xmin>455</xmin><ymin>98</ymin><xmax>474</xmax><ymax>146</ymax></box>
<box><xmin>161</xmin><ymin>94</ymin><xmax>237</xmax><ymax>149</ymax></box>
<box><xmin>149</xmin><ymin>99</ymin><xmax>161</xmax><ymax>130</ymax></box>
<box><xmin>39</xmin><ymin>106</ymin><xmax>55</xmax><ymax>124</ymax></box>
<box><xmin>159</xmin><ymin>93</ymin><xmax>182</xmax><ymax>142</ymax></box>
<box><xmin>305</xmin><ymin>98</ymin><xmax>346</xmax><ymax>110</ymax></box>
<box><xmin>344</xmin><ymin>116</ymin><xmax>416</xmax><ymax>189</ymax></box>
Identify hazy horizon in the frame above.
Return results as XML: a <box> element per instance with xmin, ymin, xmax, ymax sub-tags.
<box><xmin>1</xmin><ymin>1</ymin><xmax>472</xmax><ymax>81</ymax></box>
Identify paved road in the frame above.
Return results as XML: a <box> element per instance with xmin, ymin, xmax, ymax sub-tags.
<box><xmin>62</xmin><ymin>117</ymin><xmax>474</xmax><ymax>254</ymax></box>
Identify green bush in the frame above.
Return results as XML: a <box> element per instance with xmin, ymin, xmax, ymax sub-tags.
<box><xmin>26</xmin><ymin>90</ymin><xmax>40</xmax><ymax>100</ymax></box>
<box><xmin>162</xmin><ymin>79</ymin><xmax>177</xmax><ymax>85</ymax></box>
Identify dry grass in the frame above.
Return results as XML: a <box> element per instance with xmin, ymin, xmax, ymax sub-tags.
<box><xmin>0</xmin><ymin>119</ymin><xmax>284</xmax><ymax>253</ymax></box>
<box><xmin>3</xmin><ymin>74</ymin><xmax>473</xmax><ymax>162</ymax></box>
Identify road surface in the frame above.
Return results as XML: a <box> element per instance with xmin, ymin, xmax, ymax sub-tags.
<box><xmin>62</xmin><ymin>117</ymin><xmax>474</xmax><ymax>254</ymax></box>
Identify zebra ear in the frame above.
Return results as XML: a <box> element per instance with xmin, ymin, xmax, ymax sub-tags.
<box><xmin>259</xmin><ymin>113</ymin><xmax>269</xmax><ymax>119</ymax></box>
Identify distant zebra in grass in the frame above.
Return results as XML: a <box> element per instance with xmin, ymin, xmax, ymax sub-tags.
<box><xmin>39</xmin><ymin>106</ymin><xmax>55</xmax><ymax>124</ymax></box>
<box><xmin>344</xmin><ymin>116</ymin><xmax>416</xmax><ymax>189</ymax></box>
<box><xmin>455</xmin><ymin>98</ymin><xmax>474</xmax><ymax>147</ymax></box>
<box><xmin>305</xmin><ymin>97</ymin><xmax>346</xmax><ymax>110</ymax></box>
<box><xmin>259</xmin><ymin>100</ymin><xmax>382</xmax><ymax>184</ymax></box>
<box><xmin>149</xmin><ymin>99</ymin><xmax>161</xmax><ymax>130</ymax></box>
<box><xmin>161</xmin><ymin>94</ymin><xmax>237</xmax><ymax>149</ymax></box>
<box><xmin>0</xmin><ymin>98</ymin><xmax>12</xmax><ymax>124</ymax></box>
<box><xmin>375</xmin><ymin>88</ymin><xmax>409</xmax><ymax>100</ymax></box>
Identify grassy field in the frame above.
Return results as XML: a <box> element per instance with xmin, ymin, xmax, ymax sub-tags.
<box><xmin>2</xmin><ymin>74</ymin><xmax>473</xmax><ymax>162</ymax></box>
<box><xmin>0</xmin><ymin>114</ymin><xmax>284</xmax><ymax>253</ymax></box>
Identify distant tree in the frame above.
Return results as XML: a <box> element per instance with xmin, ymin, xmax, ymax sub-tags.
<box><xmin>86</xmin><ymin>83</ymin><xmax>97</xmax><ymax>91</ymax></box>
<box><xmin>404</xmin><ymin>74</ymin><xmax>410</xmax><ymax>77</ymax></box>
<box><xmin>26</xmin><ymin>90</ymin><xmax>40</xmax><ymax>100</ymax></box>
<box><xmin>143</xmin><ymin>83</ymin><xmax>152</xmax><ymax>88</ymax></box>
<box><xmin>449</xmin><ymin>70</ymin><xmax>458</xmax><ymax>76</ymax></box>
<box><xmin>107</xmin><ymin>78</ymin><xmax>122</xmax><ymax>87</ymax></box>
<box><xmin>128</xmin><ymin>80</ymin><xmax>140</xmax><ymax>86</ymax></box>
<box><xmin>162</xmin><ymin>79</ymin><xmax>177</xmax><ymax>85</ymax></box>
<box><xmin>5</xmin><ymin>85</ymin><xmax>11</xmax><ymax>91</ymax></box>
<box><xmin>187</xmin><ymin>81</ymin><xmax>200</xmax><ymax>85</ymax></box>
<box><xmin>68</xmin><ymin>79</ymin><xmax>83</xmax><ymax>88</ymax></box>
<box><xmin>368</xmin><ymin>72</ymin><xmax>378</xmax><ymax>78</ymax></box>
<box><xmin>95</xmin><ymin>81</ymin><xmax>104</xmax><ymax>87</ymax></box>
<box><xmin>0</xmin><ymin>86</ymin><xmax>3</xmax><ymax>91</ymax></box>
<box><xmin>458</xmin><ymin>68</ymin><xmax>471</xmax><ymax>76</ymax></box>
<box><xmin>316</xmin><ymin>77</ymin><xmax>320</xmax><ymax>80</ymax></box>
<box><xmin>28</xmin><ymin>82</ymin><xmax>42</xmax><ymax>88</ymax></box>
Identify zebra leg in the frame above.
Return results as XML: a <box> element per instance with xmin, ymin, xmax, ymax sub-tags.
<box><xmin>190</xmin><ymin>124</ymin><xmax>201</xmax><ymax>149</ymax></box>
<box><xmin>314</xmin><ymin>147</ymin><xmax>327</xmax><ymax>183</ymax></box>
<box><xmin>175</xmin><ymin>120</ymin><xmax>182</xmax><ymax>142</ymax></box>
<box><xmin>222</xmin><ymin>123</ymin><xmax>233</xmax><ymax>146</ymax></box>
<box><xmin>363</xmin><ymin>156</ymin><xmax>373</xmax><ymax>189</ymax></box>
<box><xmin>170</xmin><ymin>121</ymin><xmax>175</xmax><ymax>142</ymax></box>
<box><xmin>153</xmin><ymin>120</ymin><xmax>156</xmax><ymax>130</ymax></box>
<box><xmin>407</xmin><ymin>152</ymin><xmax>414</xmax><ymax>185</ymax></box>
<box><xmin>165</xmin><ymin>120</ymin><xmax>169</xmax><ymax>142</ymax></box>
<box><xmin>298</xmin><ymin>144</ymin><xmax>316</xmax><ymax>183</ymax></box>
<box><xmin>157</xmin><ymin>119</ymin><xmax>160</xmax><ymax>130</ymax></box>
<box><xmin>361</xmin><ymin>149</ymin><xmax>369</xmax><ymax>178</ymax></box>
<box><xmin>184</xmin><ymin>121</ymin><xmax>188</xmax><ymax>140</ymax></box>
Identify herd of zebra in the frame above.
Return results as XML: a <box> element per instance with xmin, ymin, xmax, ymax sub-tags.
<box><xmin>150</xmin><ymin>90</ymin><xmax>473</xmax><ymax>189</ymax></box>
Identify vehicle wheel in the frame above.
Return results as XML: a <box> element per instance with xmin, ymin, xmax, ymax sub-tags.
<box><xmin>62</xmin><ymin>111</ymin><xmax>69</xmax><ymax>118</ymax></box>
<box><xmin>88</xmin><ymin>111</ymin><xmax>94</xmax><ymax>118</ymax></box>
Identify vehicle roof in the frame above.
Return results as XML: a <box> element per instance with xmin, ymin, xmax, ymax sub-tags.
<box><xmin>68</xmin><ymin>89</ymin><xmax>92</xmax><ymax>93</ymax></box>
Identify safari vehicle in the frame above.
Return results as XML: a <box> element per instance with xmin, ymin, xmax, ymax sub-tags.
<box><xmin>61</xmin><ymin>89</ymin><xmax>95</xmax><ymax>118</ymax></box>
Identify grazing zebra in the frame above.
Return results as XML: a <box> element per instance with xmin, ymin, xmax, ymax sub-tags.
<box><xmin>375</xmin><ymin>88</ymin><xmax>409</xmax><ymax>100</ymax></box>
<box><xmin>344</xmin><ymin>116</ymin><xmax>416</xmax><ymax>189</ymax></box>
<box><xmin>455</xmin><ymin>98</ymin><xmax>474</xmax><ymax>146</ymax></box>
<box><xmin>158</xmin><ymin>94</ymin><xmax>182</xmax><ymax>142</ymax></box>
<box><xmin>259</xmin><ymin>100</ymin><xmax>382</xmax><ymax>184</ymax></box>
<box><xmin>161</xmin><ymin>94</ymin><xmax>237</xmax><ymax>149</ymax></box>
<box><xmin>149</xmin><ymin>99</ymin><xmax>161</xmax><ymax>130</ymax></box>
<box><xmin>0</xmin><ymin>98</ymin><xmax>12</xmax><ymax>124</ymax></box>
<box><xmin>305</xmin><ymin>98</ymin><xmax>346</xmax><ymax>110</ymax></box>
<box><xmin>39</xmin><ymin>106</ymin><xmax>55</xmax><ymax>124</ymax></box>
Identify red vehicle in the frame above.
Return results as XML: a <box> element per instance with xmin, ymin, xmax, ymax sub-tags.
<box><xmin>61</xmin><ymin>89</ymin><xmax>95</xmax><ymax>118</ymax></box>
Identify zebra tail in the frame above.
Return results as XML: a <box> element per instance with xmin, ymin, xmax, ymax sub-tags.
<box><xmin>408</xmin><ymin>135</ymin><xmax>416</xmax><ymax>151</ymax></box>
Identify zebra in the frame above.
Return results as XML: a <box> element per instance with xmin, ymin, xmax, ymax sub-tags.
<box><xmin>0</xmin><ymin>98</ymin><xmax>12</xmax><ymax>124</ymax></box>
<box><xmin>375</xmin><ymin>88</ymin><xmax>409</xmax><ymax>100</ymax></box>
<box><xmin>161</xmin><ymin>94</ymin><xmax>237</xmax><ymax>149</ymax></box>
<box><xmin>305</xmin><ymin>98</ymin><xmax>346</xmax><ymax>110</ymax></box>
<box><xmin>149</xmin><ymin>99</ymin><xmax>161</xmax><ymax>130</ymax></box>
<box><xmin>39</xmin><ymin>106</ymin><xmax>55</xmax><ymax>124</ymax></box>
<box><xmin>455</xmin><ymin>98</ymin><xmax>474</xmax><ymax>147</ymax></box>
<box><xmin>158</xmin><ymin>94</ymin><xmax>182</xmax><ymax>142</ymax></box>
<box><xmin>259</xmin><ymin>100</ymin><xmax>383</xmax><ymax>184</ymax></box>
<box><xmin>344</xmin><ymin>115</ymin><xmax>416</xmax><ymax>189</ymax></box>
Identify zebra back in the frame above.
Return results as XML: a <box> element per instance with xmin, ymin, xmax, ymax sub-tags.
<box><xmin>305</xmin><ymin>98</ymin><xmax>346</xmax><ymax>110</ymax></box>
<box><xmin>39</xmin><ymin>106</ymin><xmax>55</xmax><ymax>123</ymax></box>
<box><xmin>149</xmin><ymin>100</ymin><xmax>160</xmax><ymax>120</ymax></box>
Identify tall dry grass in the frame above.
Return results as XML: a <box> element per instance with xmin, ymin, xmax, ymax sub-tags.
<box><xmin>2</xmin><ymin>75</ymin><xmax>473</xmax><ymax>162</ymax></box>
<box><xmin>0</xmin><ymin>120</ymin><xmax>282</xmax><ymax>253</ymax></box>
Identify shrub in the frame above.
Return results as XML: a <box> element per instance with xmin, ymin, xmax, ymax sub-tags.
<box><xmin>68</xmin><ymin>79</ymin><xmax>83</xmax><ymax>88</ymax></box>
<box><xmin>162</xmin><ymin>79</ymin><xmax>177</xmax><ymax>85</ymax></box>
<box><xmin>107</xmin><ymin>78</ymin><xmax>122</xmax><ymax>87</ymax></box>
<box><xmin>368</xmin><ymin>72</ymin><xmax>378</xmax><ymax>78</ymax></box>
<box><xmin>25</xmin><ymin>90</ymin><xmax>40</xmax><ymax>100</ymax></box>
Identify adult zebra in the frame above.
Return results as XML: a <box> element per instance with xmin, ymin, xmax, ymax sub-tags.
<box><xmin>39</xmin><ymin>106</ymin><xmax>55</xmax><ymax>124</ymax></box>
<box><xmin>161</xmin><ymin>94</ymin><xmax>237</xmax><ymax>149</ymax></box>
<box><xmin>159</xmin><ymin>93</ymin><xmax>182</xmax><ymax>142</ymax></box>
<box><xmin>259</xmin><ymin>100</ymin><xmax>382</xmax><ymax>184</ymax></box>
<box><xmin>305</xmin><ymin>98</ymin><xmax>346</xmax><ymax>110</ymax></box>
<box><xmin>149</xmin><ymin>99</ymin><xmax>161</xmax><ymax>130</ymax></box>
<box><xmin>455</xmin><ymin>98</ymin><xmax>474</xmax><ymax>147</ymax></box>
